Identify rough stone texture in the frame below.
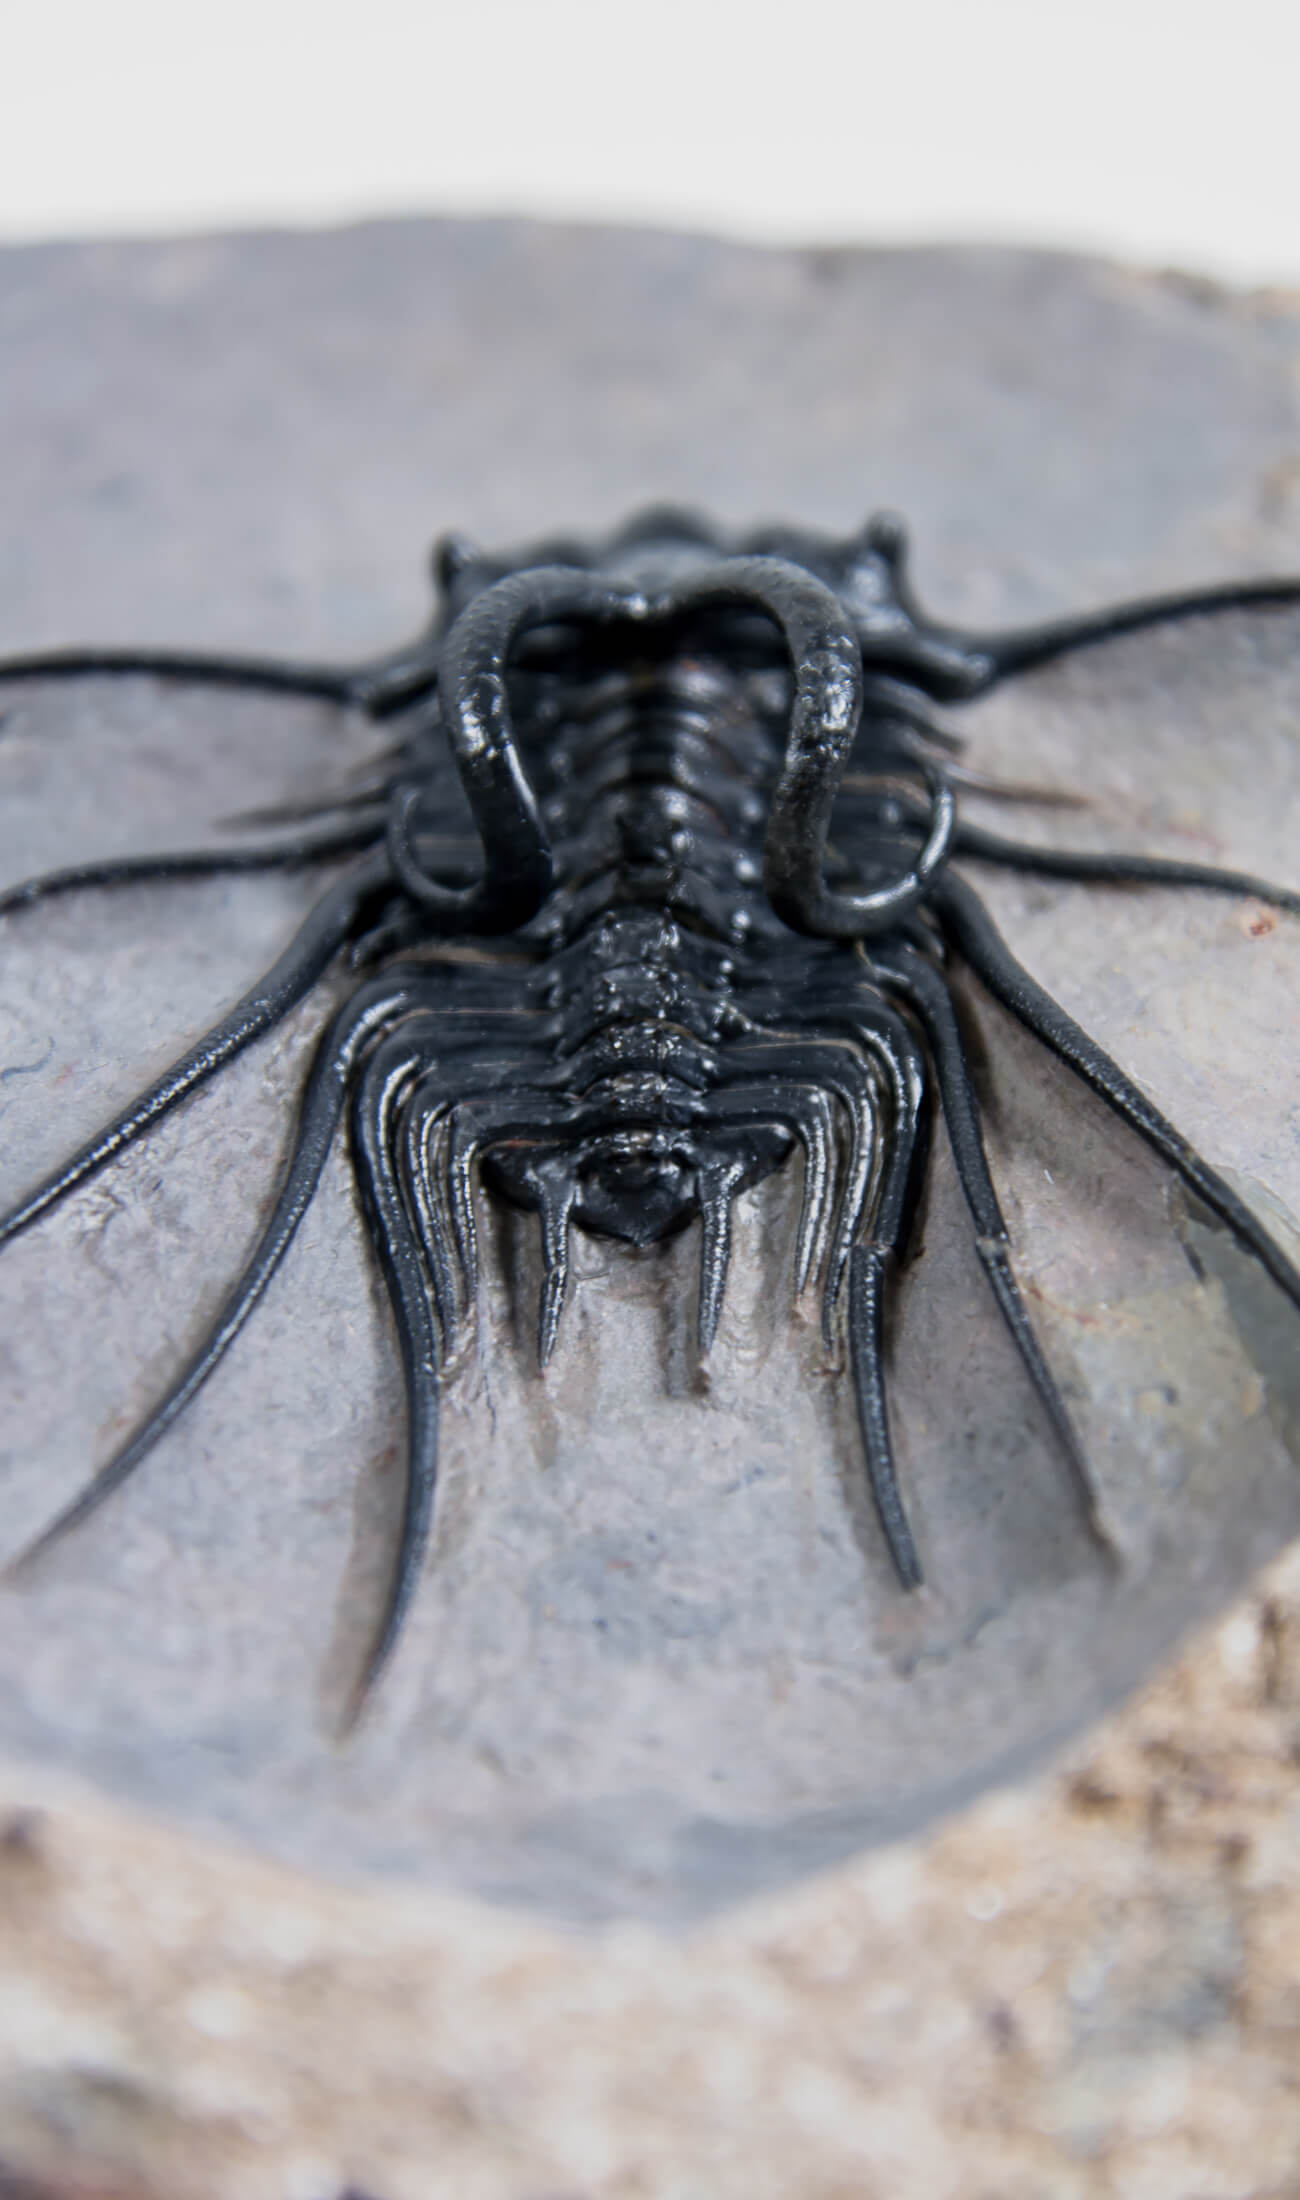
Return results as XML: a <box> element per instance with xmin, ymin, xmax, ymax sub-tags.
<box><xmin>0</xmin><ymin>219</ymin><xmax>1299</xmax><ymax>2186</ymax></box>
<box><xmin>1</xmin><ymin>1545</ymin><xmax>1300</xmax><ymax>2200</ymax></box>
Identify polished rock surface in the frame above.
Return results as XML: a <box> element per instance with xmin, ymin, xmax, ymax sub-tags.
<box><xmin>0</xmin><ymin>223</ymin><xmax>1298</xmax><ymax>1932</ymax></box>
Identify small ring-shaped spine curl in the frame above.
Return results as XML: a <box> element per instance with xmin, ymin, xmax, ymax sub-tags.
<box><xmin>670</xmin><ymin>556</ymin><xmax>956</xmax><ymax>939</ymax></box>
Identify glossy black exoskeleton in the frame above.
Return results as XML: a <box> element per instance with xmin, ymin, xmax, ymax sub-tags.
<box><xmin>3</xmin><ymin>507</ymin><xmax>1299</xmax><ymax>1698</ymax></box>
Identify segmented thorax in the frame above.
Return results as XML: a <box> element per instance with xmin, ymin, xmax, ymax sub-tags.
<box><xmin>484</xmin><ymin>614</ymin><xmax>807</xmax><ymax>1248</ymax></box>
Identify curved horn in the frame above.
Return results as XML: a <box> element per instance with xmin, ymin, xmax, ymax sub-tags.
<box><xmin>671</xmin><ymin>556</ymin><xmax>952</xmax><ymax>939</ymax></box>
<box><xmin>391</xmin><ymin>567</ymin><xmax>646</xmax><ymax>933</ymax></box>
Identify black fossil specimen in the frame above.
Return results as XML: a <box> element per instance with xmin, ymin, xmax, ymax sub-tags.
<box><xmin>2</xmin><ymin>508</ymin><xmax>1298</xmax><ymax>1701</ymax></box>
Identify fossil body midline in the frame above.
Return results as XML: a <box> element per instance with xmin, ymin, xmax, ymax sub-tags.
<box><xmin>2</xmin><ymin>506</ymin><xmax>1298</xmax><ymax>1706</ymax></box>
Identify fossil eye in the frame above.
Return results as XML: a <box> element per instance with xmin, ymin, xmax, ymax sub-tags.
<box><xmin>432</xmin><ymin>531</ymin><xmax>482</xmax><ymax>595</ymax></box>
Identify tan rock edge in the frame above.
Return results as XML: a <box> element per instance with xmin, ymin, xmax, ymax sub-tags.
<box><xmin>1</xmin><ymin>1536</ymin><xmax>1299</xmax><ymax>2200</ymax></box>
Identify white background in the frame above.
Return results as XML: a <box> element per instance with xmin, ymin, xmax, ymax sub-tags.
<box><xmin>3</xmin><ymin>0</ymin><xmax>1300</xmax><ymax>283</ymax></box>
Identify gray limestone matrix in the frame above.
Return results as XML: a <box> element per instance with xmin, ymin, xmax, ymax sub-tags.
<box><xmin>0</xmin><ymin>224</ymin><xmax>1298</xmax><ymax>1924</ymax></box>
